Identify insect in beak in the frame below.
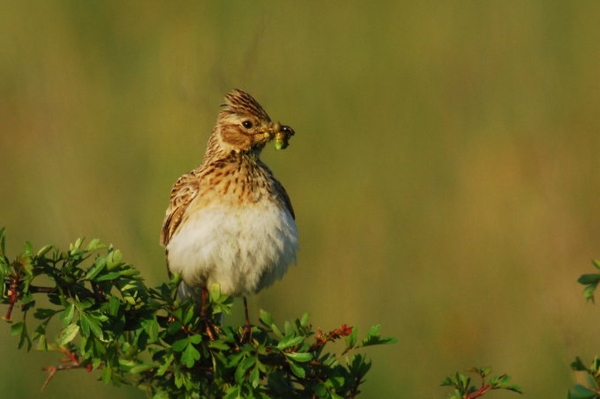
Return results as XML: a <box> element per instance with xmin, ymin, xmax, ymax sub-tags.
<box><xmin>273</xmin><ymin>123</ymin><xmax>295</xmax><ymax>150</ymax></box>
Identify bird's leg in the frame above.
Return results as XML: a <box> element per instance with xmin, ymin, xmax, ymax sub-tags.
<box><xmin>200</xmin><ymin>287</ymin><xmax>221</xmax><ymax>340</ymax></box>
<box><xmin>200</xmin><ymin>287</ymin><xmax>209</xmax><ymax>319</ymax></box>
<box><xmin>241</xmin><ymin>296</ymin><xmax>253</xmax><ymax>343</ymax></box>
<box><xmin>244</xmin><ymin>296</ymin><xmax>251</xmax><ymax>327</ymax></box>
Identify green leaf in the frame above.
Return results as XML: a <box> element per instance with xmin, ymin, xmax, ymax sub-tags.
<box><xmin>70</xmin><ymin>237</ymin><xmax>84</xmax><ymax>254</ymax></box>
<box><xmin>209</xmin><ymin>283</ymin><xmax>222</xmax><ymax>301</ymax></box>
<box><xmin>172</xmin><ymin>338</ymin><xmax>189</xmax><ymax>352</ymax></box>
<box><xmin>106</xmin><ymin>249</ymin><xmax>123</xmax><ymax>269</ymax></box>
<box><xmin>235</xmin><ymin>355</ymin><xmax>256</xmax><ymax>383</ymax></box>
<box><xmin>23</xmin><ymin>241</ymin><xmax>33</xmax><ymax>255</ymax></box>
<box><xmin>259</xmin><ymin>309</ymin><xmax>273</xmax><ymax>327</ymax></box>
<box><xmin>36</xmin><ymin>244</ymin><xmax>53</xmax><ymax>257</ymax></box>
<box><xmin>578</xmin><ymin>274</ymin><xmax>600</xmax><ymax>285</ymax></box>
<box><xmin>250</xmin><ymin>364</ymin><xmax>260</xmax><ymax>388</ymax></box>
<box><xmin>270</xmin><ymin>323</ymin><xmax>283</xmax><ymax>339</ymax></box>
<box><xmin>224</xmin><ymin>386</ymin><xmax>242</xmax><ymax>399</ymax></box>
<box><xmin>86</xmin><ymin>238</ymin><xmax>105</xmax><ymax>251</ymax></box>
<box><xmin>288</xmin><ymin>361</ymin><xmax>306</xmax><ymax>378</ymax></box>
<box><xmin>80</xmin><ymin>312</ymin><xmax>104</xmax><ymax>339</ymax></box>
<box><xmin>128</xmin><ymin>363</ymin><xmax>154</xmax><ymax>375</ymax></box>
<box><xmin>156</xmin><ymin>354</ymin><xmax>174</xmax><ymax>376</ymax></box>
<box><xmin>36</xmin><ymin>332</ymin><xmax>48</xmax><ymax>351</ymax></box>
<box><xmin>85</xmin><ymin>257</ymin><xmax>107</xmax><ymax>280</ymax></box>
<box><xmin>107</xmin><ymin>296</ymin><xmax>120</xmax><ymax>317</ymax></box>
<box><xmin>366</xmin><ymin>324</ymin><xmax>381</xmax><ymax>337</ymax></box>
<box><xmin>167</xmin><ymin>319</ymin><xmax>183</xmax><ymax>335</ymax></box>
<box><xmin>583</xmin><ymin>285</ymin><xmax>597</xmax><ymax>302</ymax></box>
<box><xmin>209</xmin><ymin>339</ymin><xmax>231</xmax><ymax>351</ymax></box>
<box><xmin>61</xmin><ymin>303</ymin><xmax>75</xmax><ymax>326</ymax></box>
<box><xmin>181</xmin><ymin>344</ymin><xmax>201</xmax><ymax>368</ymax></box>
<box><xmin>188</xmin><ymin>334</ymin><xmax>202</xmax><ymax>345</ymax></box>
<box><xmin>568</xmin><ymin>384</ymin><xmax>598</xmax><ymax>399</ymax></box>
<box><xmin>284</xmin><ymin>320</ymin><xmax>293</xmax><ymax>336</ymax></box>
<box><xmin>475</xmin><ymin>366</ymin><xmax>491</xmax><ymax>377</ymax></box>
<box><xmin>505</xmin><ymin>385</ymin><xmax>523</xmax><ymax>394</ymax></box>
<box><xmin>572</xmin><ymin>357</ymin><xmax>590</xmax><ymax>372</ymax></box>
<box><xmin>345</xmin><ymin>325</ymin><xmax>358</xmax><ymax>349</ymax></box>
<box><xmin>591</xmin><ymin>357</ymin><xmax>600</xmax><ymax>374</ymax></box>
<box><xmin>120</xmin><ymin>268</ymin><xmax>141</xmax><ymax>278</ymax></box>
<box><xmin>300</xmin><ymin>312</ymin><xmax>310</xmax><ymax>327</ymax></box>
<box><xmin>16</xmin><ymin>321</ymin><xmax>31</xmax><ymax>350</ymax></box>
<box><xmin>0</xmin><ymin>228</ymin><xmax>5</xmax><ymax>258</ymax></box>
<box><xmin>10</xmin><ymin>321</ymin><xmax>24</xmax><ymax>337</ymax></box>
<box><xmin>360</xmin><ymin>324</ymin><xmax>396</xmax><ymax>347</ymax></box>
<box><xmin>142</xmin><ymin>317</ymin><xmax>159</xmax><ymax>342</ymax></box>
<box><xmin>277</xmin><ymin>335</ymin><xmax>304</xmax><ymax>350</ymax></box>
<box><xmin>95</xmin><ymin>271</ymin><xmax>122</xmax><ymax>281</ymax></box>
<box><xmin>239</xmin><ymin>354</ymin><xmax>256</xmax><ymax>372</ymax></box>
<box><xmin>285</xmin><ymin>352</ymin><xmax>313</xmax><ymax>363</ymax></box>
<box><xmin>59</xmin><ymin>324</ymin><xmax>80</xmax><ymax>345</ymax></box>
<box><xmin>34</xmin><ymin>308</ymin><xmax>59</xmax><ymax>320</ymax></box>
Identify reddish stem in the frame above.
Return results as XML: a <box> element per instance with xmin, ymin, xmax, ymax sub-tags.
<box><xmin>41</xmin><ymin>347</ymin><xmax>84</xmax><ymax>391</ymax></box>
<box><xmin>467</xmin><ymin>385</ymin><xmax>491</xmax><ymax>399</ymax></box>
<box><xmin>2</xmin><ymin>273</ymin><xmax>20</xmax><ymax>322</ymax></box>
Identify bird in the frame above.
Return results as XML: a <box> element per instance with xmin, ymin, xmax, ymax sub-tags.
<box><xmin>160</xmin><ymin>89</ymin><xmax>298</xmax><ymax>325</ymax></box>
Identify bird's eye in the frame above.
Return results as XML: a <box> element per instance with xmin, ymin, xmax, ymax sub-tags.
<box><xmin>242</xmin><ymin>120</ymin><xmax>253</xmax><ymax>129</ymax></box>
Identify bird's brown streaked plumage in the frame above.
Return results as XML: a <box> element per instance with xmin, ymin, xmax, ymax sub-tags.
<box><xmin>160</xmin><ymin>170</ymin><xmax>200</xmax><ymax>248</ymax></box>
<box><xmin>160</xmin><ymin>89</ymin><xmax>298</xmax><ymax>299</ymax></box>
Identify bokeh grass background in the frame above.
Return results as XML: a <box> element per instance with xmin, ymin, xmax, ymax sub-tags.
<box><xmin>2</xmin><ymin>2</ymin><xmax>600</xmax><ymax>398</ymax></box>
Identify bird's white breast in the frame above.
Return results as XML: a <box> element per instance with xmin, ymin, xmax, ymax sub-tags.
<box><xmin>166</xmin><ymin>200</ymin><xmax>298</xmax><ymax>297</ymax></box>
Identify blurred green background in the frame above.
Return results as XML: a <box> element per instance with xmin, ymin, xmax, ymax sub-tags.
<box><xmin>2</xmin><ymin>1</ymin><xmax>600</xmax><ymax>397</ymax></box>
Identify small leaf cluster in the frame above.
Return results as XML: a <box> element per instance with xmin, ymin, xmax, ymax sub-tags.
<box><xmin>0</xmin><ymin>228</ymin><xmax>395</xmax><ymax>398</ymax></box>
<box><xmin>577</xmin><ymin>260</ymin><xmax>600</xmax><ymax>303</ymax></box>
<box><xmin>570</xmin><ymin>357</ymin><xmax>600</xmax><ymax>399</ymax></box>
<box><xmin>569</xmin><ymin>260</ymin><xmax>600</xmax><ymax>399</ymax></box>
<box><xmin>440</xmin><ymin>367</ymin><xmax>522</xmax><ymax>399</ymax></box>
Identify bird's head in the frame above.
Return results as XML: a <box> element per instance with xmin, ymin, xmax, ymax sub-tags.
<box><xmin>213</xmin><ymin>89</ymin><xmax>293</xmax><ymax>154</ymax></box>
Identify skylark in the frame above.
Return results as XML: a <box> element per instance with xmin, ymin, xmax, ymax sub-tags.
<box><xmin>160</xmin><ymin>89</ymin><xmax>298</xmax><ymax>312</ymax></box>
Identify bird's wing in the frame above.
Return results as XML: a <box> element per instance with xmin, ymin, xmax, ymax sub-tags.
<box><xmin>273</xmin><ymin>177</ymin><xmax>295</xmax><ymax>220</ymax></box>
<box><xmin>160</xmin><ymin>170</ymin><xmax>200</xmax><ymax>247</ymax></box>
<box><xmin>258</xmin><ymin>159</ymin><xmax>295</xmax><ymax>220</ymax></box>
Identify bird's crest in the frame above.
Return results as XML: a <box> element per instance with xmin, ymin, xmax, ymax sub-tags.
<box><xmin>222</xmin><ymin>89</ymin><xmax>271</xmax><ymax>121</ymax></box>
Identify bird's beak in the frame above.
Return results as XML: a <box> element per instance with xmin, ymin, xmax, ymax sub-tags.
<box><xmin>269</xmin><ymin>122</ymin><xmax>282</xmax><ymax>138</ymax></box>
